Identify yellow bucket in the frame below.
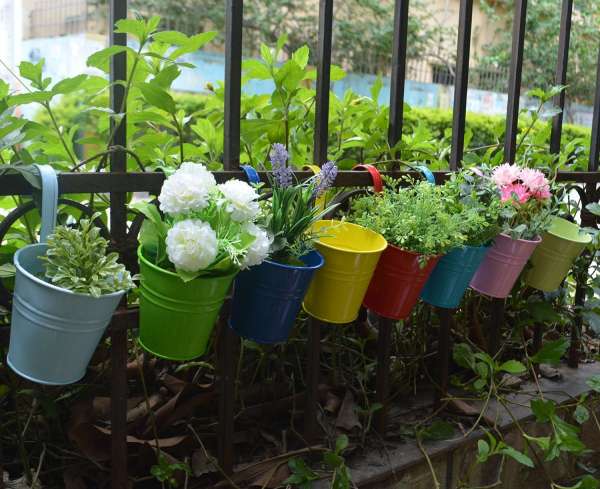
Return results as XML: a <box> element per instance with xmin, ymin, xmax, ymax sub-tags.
<box><xmin>303</xmin><ymin>220</ymin><xmax>387</xmax><ymax>324</ymax></box>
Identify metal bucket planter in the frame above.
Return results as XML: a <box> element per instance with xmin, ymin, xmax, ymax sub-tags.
<box><xmin>229</xmin><ymin>251</ymin><xmax>324</xmax><ymax>343</ymax></box>
<box><xmin>421</xmin><ymin>245</ymin><xmax>490</xmax><ymax>309</ymax></box>
<box><xmin>363</xmin><ymin>245</ymin><xmax>440</xmax><ymax>320</ymax></box>
<box><xmin>469</xmin><ymin>233</ymin><xmax>541</xmax><ymax>299</ymax></box>
<box><xmin>303</xmin><ymin>220</ymin><xmax>387</xmax><ymax>324</ymax></box>
<box><xmin>138</xmin><ymin>246</ymin><xmax>236</xmax><ymax>360</ymax></box>
<box><xmin>7</xmin><ymin>165</ymin><xmax>125</xmax><ymax>385</ymax></box>
<box><xmin>524</xmin><ymin>217</ymin><xmax>591</xmax><ymax>292</ymax></box>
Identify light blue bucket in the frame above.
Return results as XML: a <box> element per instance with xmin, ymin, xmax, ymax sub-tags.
<box><xmin>7</xmin><ymin>165</ymin><xmax>125</xmax><ymax>385</ymax></box>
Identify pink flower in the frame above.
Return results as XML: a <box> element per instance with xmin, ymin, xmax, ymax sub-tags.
<box><xmin>492</xmin><ymin>163</ymin><xmax>521</xmax><ymax>187</ymax></box>
<box><xmin>519</xmin><ymin>168</ymin><xmax>549</xmax><ymax>193</ymax></box>
<box><xmin>532</xmin><ymin>185</ymin><xmax>551</xmax><ymax>200</ymax></box>
<box><xmin>501</xmin><ymin>183</ymin><xmax>531</xmax><ymax>204</ymax></box>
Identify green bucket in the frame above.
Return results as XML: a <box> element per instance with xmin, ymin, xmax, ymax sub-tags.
<box><xmin>524</xmin><ymin>217</ymin><xmax>591</xmax><ymax>292</ymax></box>
<box><xmin>138</xmin><ymin>246</ymin><xmax>236</xmax><ymax>360</ymax></box>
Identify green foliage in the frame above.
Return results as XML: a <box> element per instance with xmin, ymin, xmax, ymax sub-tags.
<box><xmin>479</xmin><ymin>0</ymin><xmax>600</xmax><ymax>104</ymax></box>
<box><xmin>41</xmin><ymin>214</ymin><xmax>134</xmax><ymax>297</ymax></box>
<box><xmin>150</xmin><ymin>453</ymin><xmax>191</xmax><ymax>488</ymax></box>
<box><xmin>349</xmin><ymin>178</ymin><xmax>469</xmax><ymax>257</ymax></box>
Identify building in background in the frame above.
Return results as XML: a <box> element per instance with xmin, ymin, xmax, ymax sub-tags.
<box><xmin>0</xmin><ymin>0</ymin><xmax>23</xmax><ymax>89</ymax></box>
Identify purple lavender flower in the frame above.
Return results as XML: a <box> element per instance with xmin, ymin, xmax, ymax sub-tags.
<box><xmin>270</xmin><ymin>143</ymin><xmax>293</xmax><ymax>188</ymax></box>
<box><xmin>314</xmin><ymin>161</ymin><xmax>338</xmax><ymax>197</ymax></box>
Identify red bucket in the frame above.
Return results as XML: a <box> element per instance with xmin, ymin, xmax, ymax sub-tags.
<box><xmin>363</xmin><ymin>245</ymin><xmax>440</xmax><ymax>320</ymax></box>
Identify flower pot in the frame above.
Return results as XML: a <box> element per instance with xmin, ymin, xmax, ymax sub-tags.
<box><xmin>363</xmin><ymin>245</ymin><xmax>440</xmax><ymax>320</ymax></box>
<box><xmin>469</xmin><ymin>233</ymin><xmax>541</xmax><ymax>298</ymax></box>
<box><xmin>303</xmin><ymin>220</ymin><xmax>387</xmax><ymax>324</ymax></box>
<box><xmin>421</xmin><ymin>245</ymin><xmax>490</xmax><ymax>309</ymax></box>
<box><xmin>229</xmin><ymin>251</ymin><xmax>324</xmax><ymax>344</ymax></box>
<box><xmin>138</xmin><ymin>246</ymin><xmax>236</xmax><ymax>360</ymax></box>
<box><xmin>524</xmin><ymin>217</ymin><xmax>591</xmax><ymax>292</ymax></box>
<box><xmin>8</xmin><ymin>165</ymin><xmax>125</xmax><ymax>385</ymax></box>
<box><xmin>8</xmin><ymin>244</ymin><xmax>125</xmax><ymax>385</ymax></box>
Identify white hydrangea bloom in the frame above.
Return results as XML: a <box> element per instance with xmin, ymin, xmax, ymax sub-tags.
<box><xmin>241</xmin><ymin>223</ymin><xmax>271</xmax><ymax>269</ymax></box>
<box><xmin>159</xmin><ymin>162</ymin><xmax>216</xmax><ymax>215</ymax></box>
<box><xmin>218</xmin><ymin>180</ymin><xmax>260</xmax><ymax>222</ymax></box>
<box><xmin>166</xmin><ymin>219</ymin><xmax>218</xmax><ymax>272</ymax></box>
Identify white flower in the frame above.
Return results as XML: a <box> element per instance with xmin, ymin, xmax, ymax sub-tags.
<box><xmin>159</xmin><ymin>162</ymin><xmax>216</xmax><ymax>215</ymax></box>
<box><xmin>166</xmin><ymin>219</ymin><xmax>218</xmax><ymax>272</ymax></box>
<box><xmin>241</xmin><ymin>223</ymin><xmax>271</xmax><ymax>269</ymax></box>
<box><xmin>218</xmin><ymin>179</ymin><xmax>260</xmax><ymax>222</ymax></box>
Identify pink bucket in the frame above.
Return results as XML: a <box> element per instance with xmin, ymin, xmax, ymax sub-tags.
<box><xmin>469</xmin><ymin>233</ymin><xmax>541</xmax><ymax>299</ymax></box>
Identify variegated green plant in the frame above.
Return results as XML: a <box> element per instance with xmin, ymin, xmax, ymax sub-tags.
<box><xmin>41</xmin><ymin>214</ymin><xmax>134</xmax><ymax>297</ymax></box>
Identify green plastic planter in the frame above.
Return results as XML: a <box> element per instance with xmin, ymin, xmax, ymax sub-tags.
<box><xmin>524</xmin><ymin>217</ymin><xmax>591</xmax><ymax>292</ymax></box>
<box><xmin>138</xmin><ymin>246</ymin><xmax>236</xmax><ymax>360</ymax></box>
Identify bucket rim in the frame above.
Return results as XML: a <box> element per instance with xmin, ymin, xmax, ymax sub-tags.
<box><xmin>312</xmin><ymin>219</ymin><xmax>388</xmax><ymax>254</ymax></box>
<box><xmin>546</xmin><ymin>217</ymin><xmax>592</xmax><ymax>244</ymax></box>
<box><xmin>497</xmin><ymin>233</ymin><xmax>542</xmax><ymax>245</ymax></box>
<box><xmin>263</xmin><ymin>250</ymin><xmax>325</xmax><ymax>271</ymax></box>
<box><xmin>14</xmin><ymin>244</ymin><xmax>126</xmax><ymax>300</ymax></box>
<box><xmin>384</xmin><ymin>243</ymin><xmax>443</xmax><ymax>259</ymax></box>
<box><xmin>138</xmin><ymin>245</ymin><xmax>238</xmax><ymax>280</ymax></box>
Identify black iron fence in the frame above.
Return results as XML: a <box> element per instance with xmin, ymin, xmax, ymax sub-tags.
<box><xmin>2</xmin><ymin>0</ymin><xmax>600</xmax><ymax>487</ymax></box>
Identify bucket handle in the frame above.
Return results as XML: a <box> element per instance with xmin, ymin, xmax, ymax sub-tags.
<box><xmin>34</xmin><ymin>164</ymin><xmax>58</xmax><ymax>243</ymax></box>
<box><xmin>352</xmin><ymin>164</ymin><xmax>383</xmax><ymax>193</ymax></box>
<box><xmin>415</xmin><ymin>165</ymin><xmax>436</xmax><ymax>185</ymax></box>
<box><xmin>240</xmin><ymin>165</ymin><xmax>261</xmax><ymax>185</ymax></box>
<box><xmin>303</xmin><ymin>165</ymin><xmax>327</xmax><ymax>210</ymax></box>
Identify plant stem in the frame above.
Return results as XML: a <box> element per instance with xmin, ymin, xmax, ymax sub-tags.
<box><xmin>43</xmin><ymin>102</ymin><xmax>78</xmax><ymax>165</ymax></box>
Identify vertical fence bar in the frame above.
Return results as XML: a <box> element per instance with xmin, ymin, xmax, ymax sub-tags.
<box><xmin>218</xmin><ymin>0</ymin><xmax>243</xmax><ymax>474</ymax></box>
<box><xmin>223</xmin><ymin>0</ymin><xmax>243</xmax><ymax>170</ymax></box>
<box><xmin>313</xmin><ymin>0</ymin><xmax>334</xmax><ymax>165</ymax></box>
<box><xmin>305</xmin><ymin>0</ymin><xmax>333</xmax><ymax>442</ymax></box>
<box><xmin>449</xmin><ymin>0</ymin><xmax>473</xmax><ymax>170</ymax></box>
<box><xmin>589</xmin><ymin>45</ymin><xmax>600</xmax><ymax>172</ymax></box>
<box><xmin>374</xmin><ymin>317</ymin><xmax>393</xmax><ymax>433</ymax></box>
<box><xmin>549</xmin><ymin>0</ymin><xmax>573</xmax><ymax>154</ymax></box>
<box><xmin>435</xmin><ymin>309</ymin><xmax>452</xmax><ymax>408</ymax></box>
<box><xmin>304</xmin><ymin>318</ymin><xmax>322</xmax><ymax>441</ymax></box>
<box><xmin>388</xmin><ymin>0</ymin><xmax>410</xmax><ymax>149</ymax></box>
<box><xmin>503</xmin><ymin>0</ymin><xmax>527</xmax><ymax>164</ymax></box>
<box><xmin>108</xmin><ymin>2</ymin><xmax>128</xmax><ymax>489</ymax></box>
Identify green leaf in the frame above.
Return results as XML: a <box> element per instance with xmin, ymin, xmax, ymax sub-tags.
<box><xmin>330</xmin><ymin>65</ymin><xmax>346</xmax><ymax>81</ymax></box>
<box><xmin>0</xmin><ymin>79</ymin><xmax>9</xmax><ymax>98</ymax></box>
<box><xmin>526</xmin><ymin>301</ymin><xmax>561</xmax><ymax>323</ymax></box>
<box><xmin>115</xmin><ymin>18</ymin><xmax>147</xmax><ymax>42</ymax></box>
<box><xmin>586</xmin><ymin>374</ymin><xmax>600</xmax><ymax>393</ymax></box>
<box><xmin>453</xmin><ymin>343</ymin><xmax>475</xmax><ymax>370</ymax></box>
<box><xmin>138</xmin><ymin>82</ymin><xmax>176</xmax><ymax>114</ymax></box>
<box><xmin>7</xmin><ymin>92</ymin><xmax>53</xmax><ymax>106</ymax></box>
<box><xmin>243</xmin><ymin>59</ymin><xmax>271</xmax><ymax>80</ymax></box>
<box><xmin>477</xmin><ymin>439</ymin><xmax>490</xmax><ymax>463</ymax></box>
<box><xmin>524</xmin><ymin>434</ymin><xmax>551</xmax><ymax>452</ymax></box>
<box><xmin>531</xmin><ymin>399</ymin><xmax>555</xmax><ymax>423</ymax></box>
<box><xmin>87</xmin><ymin>46</ymin><xmax>129</xmax><ymax>71</ymax></box>
<box><xmin>574</xmin><ymin>405</ymin><xmax>590</xmax><ymax>425</ymax></box>
<box><xmin>500</xmin><ymin>446</ymin><xmax>534</xmax><ymax>468</ymax></box>
<box><xmin>498</xmin><ymin>360</ymin><xmax>526</xmax><ymax>375</ymax></box>
<box><xmin>19</xmin><ymin>60</ymin><xmax>44</xmax><ymax>88</ymax></box>
<box><xmin>292</xmin><ymin>45</ymin><xmax>310</xmax><ymax>69</ymax></box>
<box><xmin>335</xmin><ymin>434</ymin><xmax>349</xmax><ymax>454</ymax></box>
<box><xmin>170</xmin><ymin>31</ymin><xmax>218</xmax><ymax>59</ymax></box>
<box><xmin>531</xmin><ymin>338</ymin><xmax>569</xmax><ymax>365</ymax></box>
<box><xmin>260</xmin><ymin>43</ymin><xmax>273</xmax><ymax>65</ymax></box>
<box><xmin>52</xmin><ymin>74</ymin><xmax>88</xmax><ymax>95</ymax></box>
<box><xmin>420</xmin><ymin>420</ymin><xmax>454</xmax><ymax>441</ymax></box>
<box><xmin>153</xmin><ymin>30</ymin><xmax>189</xmax><ymax>45</ymax></box>
<box><xmin>0</xmin><ymin>263</ymin><xmax>16</xmax><ymax>278</ymax></box>
<box><xmin>586</xmin><ymin>203</ymin><xmax>600</xmax><ymax>217</ymax></box>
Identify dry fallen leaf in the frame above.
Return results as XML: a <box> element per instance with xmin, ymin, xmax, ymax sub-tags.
<box><xmin>335</xmin><ymin>391</ymin><xmax>362</xmax><ymax>431</ymax></box>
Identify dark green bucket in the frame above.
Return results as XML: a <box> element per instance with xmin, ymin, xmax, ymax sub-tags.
<box><xmin>138</xmin><ymin>246</ymin><xmax>236</xmax><ymax>360</ymax></box>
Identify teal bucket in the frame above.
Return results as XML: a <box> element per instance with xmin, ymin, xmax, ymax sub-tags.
<box><xmin>421</xmin><ymin>245</ymin><xmax>489</xmax><ymax>309</ymax></box>
<box><xmin>7</xmin><ymin>165</ymin><xmax>125</xmax><ymax>385</ymax></box>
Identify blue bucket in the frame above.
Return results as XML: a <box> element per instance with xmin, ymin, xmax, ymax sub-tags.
<box><xmin>420</xmin><ymin>245</ymin><xmax>489</xmax><ymax>309</ymax></box>
<box><xmin>7</xmin><ymin>165</ymin><xmax>125</xmax><ymax>385</ymax></box>
<box><xmin>229</xmin><ymin>251</ymin><xmax>324</xmax><ymax>344</ymax></box>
